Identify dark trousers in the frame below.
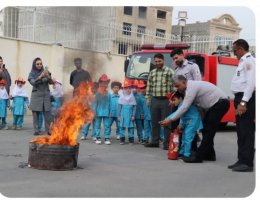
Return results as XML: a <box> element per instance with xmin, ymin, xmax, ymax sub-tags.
<box><xmin>150</xmin><ymin>98</ymin><xmax>171</xmax><ymax>147</ymax></box>
<box><xmin>234</xmin><ymin>92</ymin><xmax>255</xmax><ymax>167</ymax></box>
<box><xmin>197</xmin><ymin>99</ymin><xmax>230</xmax><ymax>159</ymax></box>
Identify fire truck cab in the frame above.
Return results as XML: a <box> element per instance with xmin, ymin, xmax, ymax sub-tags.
<box><xmin>124</xmin><ymin>43</ymin><xmax>239</xmax><ymax>125</ymax></box>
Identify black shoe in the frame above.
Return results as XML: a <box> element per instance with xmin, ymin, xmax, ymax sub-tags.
<box><xmin>228</xmin><ymin>161</ymin><xmax>240</xmax><ymax>169</ymax></box>
<box><xmin>203</xmin><ymin>154</ymin><xmax>216</xmax><ymax>161</ymax></box>
<box><xmin>33</xmin><ymin>132</ymin><xmax>40</xmax><ymax>135</ymax></box>
<box><xmin>182</xmin><ymin>155</ymin><xmax>203</xmax><ymax>163</ymax></box>
<box><xmin>145</xmin><ymin>143</ymin><xmax>159</xmax><ymax>148</ymax></box>
<box><xmin>232</xmin><ymin>164</ymin><xmax>253</xmax><ymax>172</ymax></box>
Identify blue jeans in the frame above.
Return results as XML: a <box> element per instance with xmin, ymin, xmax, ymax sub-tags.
<box><xmin>108</xmin><ymin>117</ymin><xmax>120</xmax><ymax>136</ymax></box>
<box><xmin>94</xmin><ymin>117</ymin><xmax>111</xmax><ymax>139</ymax></box>
<box><xmin>120</xmin><ymin>127</ymin><xmax>134</xmax><ymax>139</ymax></box>
<box><xmin>13</xmin><ymin>115</ymin><xmax>23</xmax><ymax>128</ymax></box>
<box><xmin>135</xmin><ymin>119</ymin><xmax>143</xmax><ymax>141</ymax></box>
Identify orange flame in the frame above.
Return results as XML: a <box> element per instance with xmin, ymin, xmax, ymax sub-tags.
<box><xmin>31</xmin><ymin>82</ymin><xmax>95</xmax><ymax>146</ymax></box>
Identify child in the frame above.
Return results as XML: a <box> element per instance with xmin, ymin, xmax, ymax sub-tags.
<box><xmin>108</xmin><ymin>81</ymin><xmax>122</xmax><ymax>140</ymax></box>
<box><xmin>118</xmin><ymin>80</ymin><xmax>136</xmax><ymax>145</ymax></box>
<box><xmin>161</xmin><ymin>91</ymin><xmax>203</xmax><ymax>159</ymax></box>
<box><xmin>93</xmin><ymin>74</ymin><xmax>111</xmax><ymax>145</ymax></box>
<box><xmin>138</xmin><ymin>81</ymin><xmax>151</xmax><ymax>144</ymax></box>
<box><xmin>133</xmin><ymin>80</ymin><xmax>144</xmax><ymax>143</ymax></box>
<box><xmin>51</xmin><ymin>80</ymin><xmax>64</xmax><ymax>122</ymax></box>
<box><xmin>0</xmin><ymin>79</ymin><xmax>9</xmax><ymax>130</ymax></box>
<box><xmin>10</xmin><ymin>77</ymin><xmax>29</xmax><ymax>130</ymax></box>
<box><xmin>80</xmin><ymin>82</ymin><xmax>98</xmax><ymax>140</ymax></box>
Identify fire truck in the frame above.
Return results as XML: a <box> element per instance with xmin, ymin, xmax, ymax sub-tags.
<box><xmin>124</xmin><ymin>43</ymin><xmax>239</xmax><ymax>127</ymax></box>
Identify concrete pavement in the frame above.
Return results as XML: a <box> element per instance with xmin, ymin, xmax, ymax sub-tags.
<box><xmin>0</xmin><ymin>116</ymin><xmax>255</xmax><ymax>198</ymax></box>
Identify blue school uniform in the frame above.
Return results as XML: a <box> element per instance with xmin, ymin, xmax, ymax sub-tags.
<box><xmin>142</xmin><ymin>95</ymin><xmax>152</xmax><ymax>141</ymax></box>
<box><xmin>51</xmin><ymin>96</ymin><xmax>63</xmax><ymax>121</ymax></box>
<box><xmin>11</xmin><ymin>96</ymin><xmax>29</xmax><ymax>128</ymax></box>
<box><xmin>134</xmin><ymin>93</ymin><xmax>144</xmax><ymax>141</ymax></box>
<box><xmin>166</xmin><ymin>102</ymin><xmax>203</xmax><ymax>157</ymax></box>
<box><xmin>81</xmin><ymin>102</ymin><xmax>95</xmax><ymax>138</ymax></box>
<box><xmin>108</xmin><ymin>93</ymin><xmax>120</xmax><ymax>137</ymax></box>
<box><xmin>93</xmin><ymin>91</ymin><xmax>111</xmax><ymax>139</ymax></box>
<box><xmin>118</xmin><ymin>104</ymin><xmax>136</xmax><ymax>140</ymax></box>
<box><xmin>0</xmin><ymin>99</ymin><xmax>9</xmax><ymax>127</ymax></box>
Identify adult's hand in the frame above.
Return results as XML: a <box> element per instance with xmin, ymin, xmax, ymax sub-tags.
<box><xmin>236</xmin><ymin>104</ymin><xmax>247</xmax><ymax>116</ymax></box>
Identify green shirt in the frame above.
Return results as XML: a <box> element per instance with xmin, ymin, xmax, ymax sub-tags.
<box><xmin>146</xmin><ymin>66</ymin><xmax>174</xmax><ymax>100</ymax></box>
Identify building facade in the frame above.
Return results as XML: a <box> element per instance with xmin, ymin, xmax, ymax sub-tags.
<box><xmin>0</xmin><ymin>6</ymin><xmax>173</xmax><ymax>55</ymax></box>
<box><xmin>172</xmin><ymin>14</ymin><xmax>242</xmax><ymax>54</ymax></box>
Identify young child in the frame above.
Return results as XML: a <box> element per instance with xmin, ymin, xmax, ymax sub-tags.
<box><xmin>161</xmin><ymin>91</ymin><xmax>203</xmax><ymax>159</ymax></box>
<box><xmin>80</xmin><ymin>82</ymin><xmax>98</xmax><ymax>140</ymax></box>
<box><xmin>10</xmin><ymin>77</ymin><xmax>29</xmax><ymax>130</ymax></box>
<box><xmin>0</xmin><ymin>79</ymin><xmax>9</xmax><ymax>130</ymax></box>
<box><xmin>93</xmin><ymin>74</ymin><xmax>111</xmax><ymax>145</ymax></box>
<box><xmin>51</xmin><ymin>80</ymin><xmax>64</xmax><ymax>122</ymax></box>
<box><xmin>118</xmin><ymin>80</ymin><xmax>136</xmax><ymax>145</ymax></box>
<box><xmin>138</xmin><ymin>81</ymin><xmax>151</xmax><ymax>144</ymax></box>
<box><xmin>133</xmin><ymin>80</ymin><xmax>144</xmax><ymax>143</ymax></box>
<box><xmin>109</xmin><ymin>81</ymin><xmax>122</xmax><ymax>140</ymax></box>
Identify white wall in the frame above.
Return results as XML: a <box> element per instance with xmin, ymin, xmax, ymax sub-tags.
<box><xmin>0</xmin><ymin>37</ymin><xmax>126</xmax><ymax>114</ymax></box>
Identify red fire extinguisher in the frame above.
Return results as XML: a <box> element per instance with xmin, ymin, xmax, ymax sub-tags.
<box><xmin>168</xmin><ymin>129</ymin><xmax>181</xmax><ymax>160</ymax></box>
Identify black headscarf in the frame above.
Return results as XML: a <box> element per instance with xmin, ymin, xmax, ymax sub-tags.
<box><xmin>28</xmin><ymin>57</ymin><xmax>44</xmax><ymax>81</ymax></box>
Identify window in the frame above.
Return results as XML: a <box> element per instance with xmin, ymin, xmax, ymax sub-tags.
<box><xmin>138</xmin><ymin>7</ymin><xmax>147</xmax><ymax>18</ymax></box>
<box><xmin>118</xmin><ymin>43</ymin><xmax>128</xmax><ymax>55</ymax></box>
<box><xmin>157</xmin><ymin>10</ymin><xmax>166</xmax><ymax>19</ymax></box>
<box><xmin>156</xmin><ymin>29</ymin><xmax>165</xmax><ymax>37</ymax></box>
<box><xmin>124</xmin><ymin>7</ymin><xmax>132</xmax><ymax>15</ymax></box>
<box><xmin>123</xmin><ymin>23</ymin><xmax>132</xmax><ymax>36</ymax></box>
<box><xmin>137</xmin><ymin>25</ymin><xmax>146</xmax><ymax>37</ymax></box>
<box><xmin>132</xmin><ymin>44</ymin><xmax>141</xmax><ymax>52</ymax></box>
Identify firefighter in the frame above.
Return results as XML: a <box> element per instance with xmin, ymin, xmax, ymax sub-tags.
<box><xmin>170</xmin><ymin>48</ymin><xmax>202</xmax><ymax>81</ymax></box>
<box><xmin>228</xmin><ymin>39</ymin><xmax>255</xmax><ymax>172</ymax></box>
<box><xmin>160</xmin><ymin>75</ymin><xmax>230</xmax><ymax>163</ymax></box>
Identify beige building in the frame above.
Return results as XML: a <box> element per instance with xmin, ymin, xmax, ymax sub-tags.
<box><xmin>0</xmin><ymin>6</ymin><xmax>173</xmax><ymax>55</ymax></box>
<box><xmin>172</xmin><ymin>14</ymin><xmax>242</xmax><ymax>54</ymax></box>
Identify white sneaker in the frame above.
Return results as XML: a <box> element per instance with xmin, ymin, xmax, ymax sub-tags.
<box><xmin>95</xmin><ymin>139</ymin><xmax>102</xmax><ymax>144</ymax></box>
<box><xmin>80</xmin><ymin>136</ymin><xmax>87</xmax><ymax>140</ymax></box>
<box><xmin>104</xmin><ymin>139</ymin><xmax>111</xmax><ymax>145</ymax></box>
<box><xmin>92</xmin><ymin>137</ymin><xmax>97</xmax><ymax>141</ymax></box>
<box><xmin>116</xmin><ymin>135</ymin><xmax>120</xmax><ymax>140</ymax></box>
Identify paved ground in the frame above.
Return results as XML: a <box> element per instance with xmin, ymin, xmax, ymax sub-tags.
<box><xmin>0</xmin><ymin>115</ymin><xmax>255</xmax><ymax>198</ymax></box>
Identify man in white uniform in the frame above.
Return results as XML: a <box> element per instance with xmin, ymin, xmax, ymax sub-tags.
<box><xmin>228</xmin><ymin>39</ymin><xmax>255</xmax><ymax>172</ymax></box>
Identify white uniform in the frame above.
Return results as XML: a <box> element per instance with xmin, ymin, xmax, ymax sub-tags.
<box><xmin>230</xmin><ymin>52</ymin><xmax>255</xmax><ymax>102</ymax></box>
<box><xmin>174</xmin><ymin>59</ymin><xmax>202</xmax><ymax>81</ymax></box>
<box><xmin>168</xmin><ymin>80</ymin><xmax>227</xmax><ymax>121</ymax></box>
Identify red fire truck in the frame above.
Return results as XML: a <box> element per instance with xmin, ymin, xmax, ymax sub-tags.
<box><xmin>124</xmin><ymin>43</ymin><xmax>239</xmax><ymax>126</ymax></box>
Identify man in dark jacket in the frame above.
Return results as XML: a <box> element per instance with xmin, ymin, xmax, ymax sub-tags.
<box><xmin>0</xmin><ymin>56</ymin><xmax>12</xmax><ymax>94</ymax></box>
<box><xmin>70</xmin><ymin>58</ymin><xmax>92</xmax><ymax>91</ymax></box>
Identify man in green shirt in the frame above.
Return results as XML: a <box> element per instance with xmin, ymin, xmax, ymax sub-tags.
<box><xmin>145</xmin><ymin>53</ymin><xmax>174</xmax><ymax>150</ymax></box>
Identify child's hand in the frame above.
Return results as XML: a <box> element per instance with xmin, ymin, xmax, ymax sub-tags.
<box><xmin>117</xmin><ymin>117</ymin><xmax>120</xmax><ymax>122</ymax></box>
<box><xmin>159</xmin><ymin>119</ymin><xmax>171</xmax><ymax>126</ymax></box>
<box><xmin>131</xmin><ymin>116</ymin><xmax>135</xmax><ymax>121</ymax></box>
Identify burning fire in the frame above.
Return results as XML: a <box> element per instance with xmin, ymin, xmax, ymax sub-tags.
<box><xmin>31</xmin><ymin>82</ymin><xmax>95</xmax><ymax>146</ymax></box>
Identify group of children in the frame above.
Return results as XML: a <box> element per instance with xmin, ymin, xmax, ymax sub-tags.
<box><xmin>0</xmin><ymin>77</ymin><xmax>64</xmax><ymax>131</ymax></box>
<box><xmin>0</xmin><ymin>73</ymin><xmax>203</xmax><ymax>159</ymax></box>
<box><xmin>80</xmin><ymin>74</ymin><xmax>153</xmax><ymax>145</ymax></box>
